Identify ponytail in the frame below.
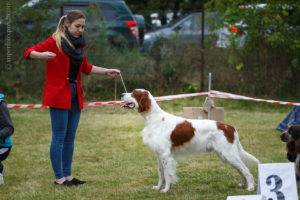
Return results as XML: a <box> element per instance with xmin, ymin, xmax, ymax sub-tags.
<box><xmin>52</xmin><ymin>10</ymin><xmax>86</xmax><ymax>51</ymax></box>
<box><xmin>52</xmin><ymin>15</ymin><xmax>73</xmax><ymax>51</ymax></box>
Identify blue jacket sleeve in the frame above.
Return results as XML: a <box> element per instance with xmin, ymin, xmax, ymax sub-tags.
<box><xmin>0</xmin><ymin>102</ymin><xmax>14</xmax><ymax>139</ymax></box>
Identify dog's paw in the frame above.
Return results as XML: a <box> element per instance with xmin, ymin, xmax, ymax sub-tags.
<box><xmin>238</xmin><ymin>182</ymin><xmax>246</xmax><ymax>187</ymax></box>
<box><xmin>152</xmin><ymin>185</ymin><xmax>162</xmax><ymax>190</ymax></box>
<box><xmin>246</xmin><ymin>185</ymin><xmax>255</xmax><ymax>191</ymax></box>
<box><xmin>160</xmin><ymin>188</ymin><xmax>170</xmax><ymax>193</ymax></box>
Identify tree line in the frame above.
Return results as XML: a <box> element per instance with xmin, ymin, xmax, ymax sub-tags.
<box><xmin>0</xmin><ymin>0</ymin><xmax>299</xmax><ymax>101</ymax></box>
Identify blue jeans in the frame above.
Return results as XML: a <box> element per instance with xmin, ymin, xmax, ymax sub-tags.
<box><xmin>49</xmin><ymin>83</ymin><xmax>81</xmax><ymax>179</ymax></box>
<box><xmin>277</xmin><ymin>104</ymin><xmax>300</xmax><ymax>131</ymax></box>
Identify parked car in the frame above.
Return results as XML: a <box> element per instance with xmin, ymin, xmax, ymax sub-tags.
<box><xmin>133</xmin><ymin>14</ymin><xmax>146</xmax><ymax>45</ymax></box>
<box><xmin>141</xmin><ymin>12</ymin><xmax>219</xmax><ymax>52</ymax></box>
<box><xmin>23</xmin><ymin>0</ymin><xmax>140</xmax><ymax>48</ymax></box>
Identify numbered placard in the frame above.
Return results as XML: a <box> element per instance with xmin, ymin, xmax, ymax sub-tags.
<box><xmin>227</xmin><ymin>195</ymin><xmax>262</xmax><ymax>200</ymax></box>
<box><xmin>258</xmin><ymin>163</ymin><xmax>298</xmax><ymax>200</ymax></box>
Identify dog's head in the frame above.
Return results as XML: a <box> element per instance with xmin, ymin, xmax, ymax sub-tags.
<box><xmin>121</xmin><ymin>89</ymin><xmax>154</xmax><ymax>113</ymax></box>
<box><xmin>280</xmin><ymin>125</ymin><xmax>300</xmax><ymax>142</ymax></box>
<box><xmin>280</xmin><ymin>125</ymin><xmax>300</xmax><ymax>162</ymax></box>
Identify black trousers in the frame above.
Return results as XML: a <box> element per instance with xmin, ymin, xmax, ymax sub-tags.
<box><xmin>0</xmin><ymin>147</ymin><xmax>11</xmax><ymax>163</ymax></box>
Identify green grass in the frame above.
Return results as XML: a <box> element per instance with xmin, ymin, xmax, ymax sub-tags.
<box><xmin>1</xmin><ymin>98</ymin><xmax>298</xmax><ymax>200</ymax></box>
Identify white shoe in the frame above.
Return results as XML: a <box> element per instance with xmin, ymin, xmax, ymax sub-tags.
<box><xmin>0</xmin><ymin>174</ymin><xmax>4</xmax><ymax>185</ymax></box>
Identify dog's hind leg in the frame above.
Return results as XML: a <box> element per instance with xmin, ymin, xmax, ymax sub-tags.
<box><xmin>159</xmin><ymin>154</ymin><xmax>178</xmax><ymax>193</ymax></box>
<box><xmin>236</xmin><ymin>169</ymin><xmax>247</xmax><ymax>187</ymax></box>
<box><xmin>153</xmin><ymin>156</ymin><xmax>165</xmax><ymax>190</ymax></box>
<box><xmin>215</xmin><ymin>150</ymin><xmax>255</xmax><ymax>191</ymax></box>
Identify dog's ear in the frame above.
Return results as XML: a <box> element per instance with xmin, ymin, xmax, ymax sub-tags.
<box><xmin>287</xmin><ymin>141</ymin><xmax>296</xmax><ymax>153</ymax></box>
<box><xmin>287</xmin><ymin>141</ymin><xmax>297</xmax><ymax>162</ymax></box>
<box><xmin>290</xmin><ymin>125</ymin><xmax>300</xmax><ymax>140</ymax></box>
<box><xmin>138</xmin><ymin>94</ymin><xmax>151</xmax><ymax>113</ymax></box>
<box><xmin>295</xmin><ymin>140</ymin><xmax>300</xmax><ymax>154</ymax></box>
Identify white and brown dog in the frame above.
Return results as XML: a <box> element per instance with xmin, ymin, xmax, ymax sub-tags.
<box><xmin>121</xmin><ymin>89</ymin><xmax>259</xmax><ymax>192</ymax></box>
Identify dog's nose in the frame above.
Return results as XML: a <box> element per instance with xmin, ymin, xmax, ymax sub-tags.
<box><xmin>121</xmin><ymin>93</ymin><xmax>125</xmax><ymax>98</ymax></box>
<box><xmin>280</xmin><ymin>133</ymin><xmax>288</xmax><ymax>142</ymax></box>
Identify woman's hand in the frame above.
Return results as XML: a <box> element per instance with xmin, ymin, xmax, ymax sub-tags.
<box><xmin>105</xmin><ymin>69</ymin><xmax>120</xmax><ymax>78</ymax></box>
<box><xmin>29</xmin><ymin>51</ymin><xmax>56</xmax><ymax>60</ymax></box>
<box><xmin>40</xmin><ymin>52</ymin><xmax>56</xmax><ymax>60</ymax></box>
<box><xmin>91</xmin><ymin>66</ymin><xmax>120</xmax><ymax>78</ymax></box>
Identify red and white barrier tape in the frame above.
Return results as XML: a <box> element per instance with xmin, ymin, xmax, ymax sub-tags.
<box><xmin>7</xmin><ymin>104</ymin><xmax>47</xmax><ymax>108</ymax></box>
<box><xmin>154</xmin><ymin>92</ymin><xmax>209</xmax><ymax>101</ymax></box>
<box><xmin>209</xmin><ymin>90</ymin><xmax>300</xmax><ymax>106</ymax></box>
<box><xmin>6</xmin><ymin>92</ymin><xmax>209</xmax><ymax>108</ymax></box>
<box><xmin>6</xmin><ymin>91</ymin><xmax>299</xmax><ymax>108</ymax></box>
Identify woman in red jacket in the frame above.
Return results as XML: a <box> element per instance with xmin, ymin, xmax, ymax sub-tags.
<box><xmin>24</xmin><ymin>10</ymin><xmax>120</xmax><ymax>186</ymax></box>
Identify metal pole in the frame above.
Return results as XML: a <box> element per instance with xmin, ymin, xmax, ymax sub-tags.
<box><xmin>208</xmin><ymin>72</ymin><xmax>211</xmax><ymax>119</ymax></box>
<box><xmin>200</xmin><ymin>5</ymin><xmax>205</xmax><ymax>91</ymax></box>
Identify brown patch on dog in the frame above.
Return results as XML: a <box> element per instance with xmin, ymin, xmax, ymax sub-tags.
<box><xmin>217</xmin><ymin>122</ymin><xmax>235</xmax><ymax>143</ymax></box>
<box><xmin>162</xmin><ymin>117</ymin><xmax>165</xmax><ymax>121</ymax></box>
<box><xmin>171</xmin><ymin>121</ymin><xmax>195</xmax><ymax>147</ymax></box>
<box><xmin>132</xmin><ymin>90</ymin><xmax>151</xmax><ymax>113</ymax></box>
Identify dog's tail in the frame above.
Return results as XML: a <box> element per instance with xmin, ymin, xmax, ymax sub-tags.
<box><xmin>236</xmin><ymin>133</ymin><xmax>260</xmax><ymax>166</ymax></box>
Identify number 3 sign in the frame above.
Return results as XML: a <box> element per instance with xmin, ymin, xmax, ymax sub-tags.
<box><xmin>258</xmin><ymin>163</ymin><xmax>298</xmax><ymax>200</ymax></box>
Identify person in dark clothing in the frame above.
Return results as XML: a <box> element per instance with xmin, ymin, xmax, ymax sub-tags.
<box><xmin>277</xmin><ymin>103</ymin><xmax>300</xmax><ymax>131</ymax></box>
<box><xmin>0</xmin><ymin>93</ymin><xmax>14</xmax><ymax>185</ymax></box>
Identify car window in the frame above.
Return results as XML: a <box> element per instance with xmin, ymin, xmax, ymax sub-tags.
<box><xmin>63</xmin><ymin>5</ymin><xmax>84</xmax><ymax>15</ymax></box>
<box><xmin>192</xmin><ymin>15</ymin><xmax>202</xmax><ymax>31</ymax></box>
<box><xmin>178</xmin><ymin>15</ymin><xmax>202</xmax><ymax>31</ymax></box>
<box><xmin>63</xmin><ymin>4</ymin><xmax>119</xmax><ymax>23</ymax></box>
<box><xmin>99</xmin><ymin>4</ymin><xmax>119</xmax><ymax>22</ymax></box>
<box><xmin>164</xmin><ymin>14</ymin><xmax>189</xmax><ymax>28</ymax></box>
<box><xmin>181</xmin><ymin>17</ymin><xmax>193</xmax><ymax>31</ymax></box>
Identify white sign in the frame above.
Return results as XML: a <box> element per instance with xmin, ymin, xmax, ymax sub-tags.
<box><xmin>258</xmin><ymin>163</ymin><xmax>298</xmax><ymax>200</ymax></box>
<box><xmin>227</xmin><ymin>195</ymin><xmax>262</xmax><ymax>200</ymax></box>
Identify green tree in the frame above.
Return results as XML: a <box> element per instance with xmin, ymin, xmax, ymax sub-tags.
<box><xmin>0</xmin><ymin>0</ymin><xmax>64</xmax><ymax>99</ymax></box>
<box><xmin>206</xmin><ymin>0</ymin><xmax>300</xmax><ymax>97</ymax></box>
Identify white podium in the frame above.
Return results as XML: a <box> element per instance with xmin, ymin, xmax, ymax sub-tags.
<box><xmin>227</xmin><ymin>195</ymin><xmax>262</xmax><ymax>200</ymax></box>
<box><xmin>258</xmin><ymin>163</ymin><xmax>298</xmax><ymax>200</ymax></box>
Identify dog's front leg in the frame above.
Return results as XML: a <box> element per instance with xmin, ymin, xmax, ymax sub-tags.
<box><xmin>153</xmin><ymin>156</ymin><xmax>165</xmax><ymax>190</ymax></box>
<box><xmin>160</xmin><ymin>155</ymin><xmax>178</xmax><ymax>193</ymax></box>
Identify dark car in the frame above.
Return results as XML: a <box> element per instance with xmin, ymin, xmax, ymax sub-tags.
<box><xmin>23</xmin><ymin>0</ymin><xmax>140</xmax><ymax>48</ymax></box>
<box><xmin>141</xmin><ymin>12</ymin><xmax>219</xmax><ymax>52</ymax></box>
<box><xmin>133</xmin><ymin>14</ymin><xmax>146</xmax><ymax>45</ymax></box>
<box><xmin>63</xmin><ymin>0</ymin><xmax>140</xmax><ymax>47</ymax></box>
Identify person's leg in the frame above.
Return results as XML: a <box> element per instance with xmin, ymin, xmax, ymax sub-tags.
<box><xmin>0</xmin><ymin>147</ymin><xmax>11</xmax><ymax>171</ymax></box>
<box><xmin>290</xmin><ymin>106</ymin><xmax>300</xmax><ymax>126</ymax></box>
<box><xmin>277</xmin><ymin>106</ymin><xmax>297</xmax><ymax>131</ymax></box>
<box><xmin>62</xmin><ymin>83</ymin><xmax>81</xmax><ymax>179</ymax></box>
<box><xmin>0</xmin><ymin>147</ymin><xmax>11</xmax><ymax>185</ymax></box>
<box><xmin>49</xmin><ymin>108</ymin><xmax>68</xmax><ymax>181</ymax></box>
<box><xmin>62</xmin><ymin>98</ymin><xmax>81</xmax><ymax>178</ymax></box>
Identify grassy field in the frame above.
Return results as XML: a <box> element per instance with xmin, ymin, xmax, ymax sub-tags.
<box><xmin>1</xmin><ymin>97</ymin><xmax>298</xmax><ymax>200</ymax></box>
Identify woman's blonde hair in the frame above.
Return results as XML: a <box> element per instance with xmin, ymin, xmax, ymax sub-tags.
<box><xmin>52</xmin><ymin>10</ymin><xmax>86</xmax><ymax>51</ymax></box>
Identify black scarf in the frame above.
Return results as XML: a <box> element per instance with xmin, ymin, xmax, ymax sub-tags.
<box><xmin>62</xmin><ymin>27</ymin><xmax>86</xmax><ymax>81</ymax></box>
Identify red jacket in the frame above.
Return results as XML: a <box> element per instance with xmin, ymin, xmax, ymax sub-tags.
<box><xmin>24</xmin><ymin>36</ymin><xmax>93</xmax><ymax>110</ymax></box>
